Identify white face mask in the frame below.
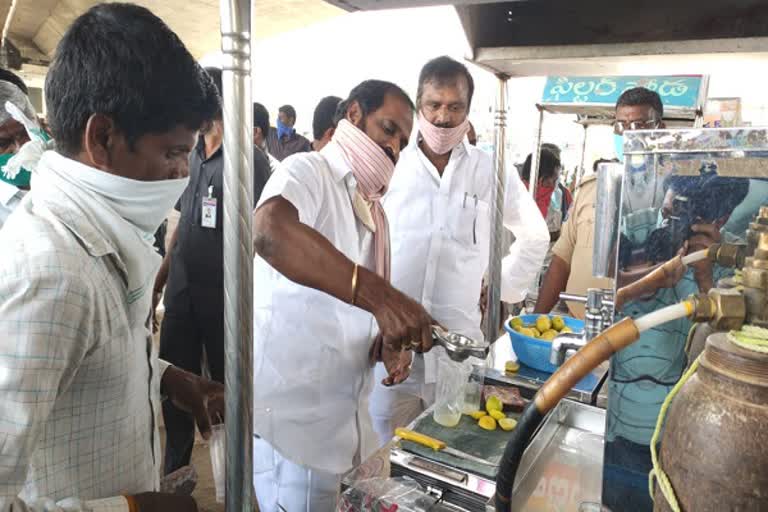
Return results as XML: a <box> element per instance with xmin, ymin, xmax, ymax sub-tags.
<box><xmin>34</xmin><ymin>151</ymin><xmax>189</xmax><ymax>311</ymax></box>
<box><xmin>36</xmin><ymin>151</ymin><xmax>188</xmax><ymax>237</ymax></box>
<box><xmin>418</xmin><ymin>111</ymin><xmax>469</xmax><ymax>155</ymax></box>
<box><xmin>71</xmin><ymin>167</ymin><xmax>188</xmax><ymax>237</ymax></box>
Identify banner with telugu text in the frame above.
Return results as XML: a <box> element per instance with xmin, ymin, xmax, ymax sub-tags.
<box><xmin>542</xmin><ymin>76</ymin><xmax>705</xmax><ymax>109</ymax></box>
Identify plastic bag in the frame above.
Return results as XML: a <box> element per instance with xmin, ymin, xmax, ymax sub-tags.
<box><xmin>336</xmin><ymin>477</ymin><xmax>438</xmax><ymax>512</ymax></box>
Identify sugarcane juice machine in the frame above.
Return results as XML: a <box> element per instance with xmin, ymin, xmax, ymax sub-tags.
<box><xmin>344</xmin><ymin>127</ymin><xmax>768</xmax><ymax>512</ymax></box>
<box><xmin>601</xmin><ymin>127</ymin><xmax>768</xmax><ymax>512</ymax></box>
<box><xmin>491</xmin><ymin>126</ymin><xmax>768</xmax><ymax>512</ymax></box>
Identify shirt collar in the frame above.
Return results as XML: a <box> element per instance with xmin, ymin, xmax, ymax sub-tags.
<box><xmin>408</xmin><ymin>137</ymin><xmax>471</xmax><ymax>182</ymax></box>
<box><xmin>408</xmin><ymin>135</ymin><xmax>471</xmax><ymax>158</ymax></box>
<box><xmin>195</xmin><ymin>135</ymin><xmax>222</xmax><ymax>162</ymax></box>
<box><xmin>320</xmin><ymin>142</ymin><xmax>354</xmax><ymax>183</ymax></box>
<box><xmin>0</xmin><ymin>179</ymin><xmax>21</xmax><ymax>206</ymax></box>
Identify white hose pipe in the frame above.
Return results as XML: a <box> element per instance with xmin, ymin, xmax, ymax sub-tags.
<box><xmin>635</xmin><ymin>300</ymin><xmax>695</xmax><ymax>333</ymax></box>
<box><xmin>681</xmin><ymin>249</ymin><xmax>708</xmax><ymax>266</ymax></box>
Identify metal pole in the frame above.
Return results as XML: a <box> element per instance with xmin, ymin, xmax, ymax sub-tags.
<box><xmin>529</xmin><ymin>105</ymin><xmax>544</xmax><ymax>197</ymax></box>
<box><xmin>592</xmin><ymin>162</ymin><xmax>624</xmax><ymax>279</ymax></box>
<box><xmin>579</xmin><ymin>124</ymin><xmax>588</xmax><ymax>185</ymax></box>
<box><xmin>220</xmin><ymin>0</ymin><xmax>253</xmax><ymax>510</ymax></box>
<box><xmin>484</xmin><ymin>75</ymin><xmax>509</xmax><ymax>346</ymax></box>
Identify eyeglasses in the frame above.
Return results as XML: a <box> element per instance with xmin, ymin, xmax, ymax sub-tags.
<box><xmin>613</xmin><ymin>119</ymin><xmax>660</xmax><ymax>135</ymax></box>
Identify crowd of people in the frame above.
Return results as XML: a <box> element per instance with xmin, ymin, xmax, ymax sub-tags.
<box><xmin>0</xmin><ymin>4</ymin><xmax>546</xmax><ymax>511</ymax></box>
<box><xmin>0</xmin><ymin>3</ymin><xmax>746</xmax><ymax>512</ymax></box>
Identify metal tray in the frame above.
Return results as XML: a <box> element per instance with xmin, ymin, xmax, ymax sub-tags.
<box><xmin>504</xmin><ymin>400</ymin><xmax>606</xmax><ymax>511</ymax></box>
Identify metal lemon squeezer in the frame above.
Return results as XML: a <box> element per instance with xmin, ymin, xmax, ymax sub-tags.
<box><xmin>431</xmin><ymin>325</ymin><xmax>491</xmax><ymax>362</ymax></box>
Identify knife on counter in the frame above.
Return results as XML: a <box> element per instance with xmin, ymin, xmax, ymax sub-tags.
<box><xmin>395</xmin><ymin>428</ymin><xmax>497</xmax><ymax>467</ymax></box>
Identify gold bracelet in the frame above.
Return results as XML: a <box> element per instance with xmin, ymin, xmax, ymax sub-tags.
<box><xmin>124</xmin><ymin>495</ymin><xmax>139</xmax><ymax>512</ymax></box>
<box><xmin>351</xmin><ymin>263</ymin><xmax>359</xmax><ymax>305</ymax></box>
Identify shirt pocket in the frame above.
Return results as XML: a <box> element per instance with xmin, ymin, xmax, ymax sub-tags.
<box><xmin>450</xmin><ymin>196</ymin><xmax>490</xmax><ymax>248</ymax></box>
<box><xmin>575</xmin><ymin>201</ymin><xmax>595</xmax><ymax>249</ymax></box>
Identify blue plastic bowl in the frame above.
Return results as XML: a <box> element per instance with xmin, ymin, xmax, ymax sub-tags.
<box><xmin>504</xmin><ymin>314</ymin><xmax>585</xmax><ymax>373</ymax></box>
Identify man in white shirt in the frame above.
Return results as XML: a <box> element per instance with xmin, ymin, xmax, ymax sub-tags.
<box><xmin>369</xmin><ymin>56</ymin><xmax>550</xmax><ymax>444</ymax></box>
<box><xmin>251</xmin><ymin>79</ymin><xmax>435</xmax><ymax>512</ymax></box>
<box><xmin>0</xmin><ymin>77</ymin><xmax>36</xmax><ymax>229</ymax></box>
<box><xmin>0</xmin><ymin>5</ymin><xmax>223</xmax><ymax>511</ymax></box>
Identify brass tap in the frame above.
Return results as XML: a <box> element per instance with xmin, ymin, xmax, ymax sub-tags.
<box><xmin>689</xmin><ymin>293</ymin><xmax>716</xmax><ymax>324</ymax></box>
<box><xmin>742</xmin><ymin>229</ymin><xmax>768</xmax><ymax>327</ymax></box>
<box><xmin>689</xmin><ymin>290</ymin><xmax>746</xmax><ymax>331</ymax></box>
<box><xmin>747</xmin><ymin>206</ymin><xmax>768</xmax><ymax>258</ymax></box>
<box><xmin>708</xmin><ymin>288</ymin><xmax>747</xmax><ymax>331</ymax></box>
<box><xmin>707</xmin><ymin>243</ymin><xmax>747</xmax><ymax>269</ymax></box>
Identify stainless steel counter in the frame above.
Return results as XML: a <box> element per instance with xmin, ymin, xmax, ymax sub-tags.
<box><xmin>505</xmin><ymin>400</ymin><xmax>605</xmax><ymax>511</ymax></box>
<box><xmin>382</xmin><ymin>399</ymin><xmax>606</xmax><ymax>511</ymax></box>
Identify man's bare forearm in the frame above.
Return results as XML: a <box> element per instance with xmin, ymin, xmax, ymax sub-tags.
<box><xmin>253</xmin><ymin>197</ymin><xmax>383</xmax><ymax>314</ymax></box>
<box><xmin>533</xmin><ymin>255</ymin><xmax>570</xmax><ymax>314</ymax></box>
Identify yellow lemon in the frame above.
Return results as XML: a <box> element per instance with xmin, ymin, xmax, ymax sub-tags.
<box><xmin>561</xmin><ymin>326</ymin><xmax>573</xmax><ymax>333</ymax></box>
<box><xmin>504</xmin><ymin>360</ymin><xmax>520</xmax><ymax>374</ymax></box>
<box><xmin>489</xmin><ymin>409</ymin><xmax>506</xmax><ymax>420</ymax></box>
<box><xmin>478</xmin><ymin>416</ymin><xmax>497</xmax><ymax>431</ymax></box>
<box><xmin>499</xmin><ymin>418</ymin><xmax>518</xmax><ymax>431</ymax></box>
<box><xmin>535</xmin><ymin>315</ymin><xmax>552</xmax><ymax>333</ymax></box>
<box><xmin>540</xmin><ymin>329</ymin><xmax>558</xmax><ymax>341</ymax></box>
<box><xmin>485</xmin><ymin>395</ymin><xmax>503</xmax><ymax>413</ymax></box>
<box><xmin>468</xmin><ymin>410</ymin><xmax>487</xmax><ymax>420</ymax></box>
<box><xmin>509</xmin><ymin>317</ymin><xmax>523</xmax><ymax>330</ymax></box>
<box><xmin>552</xmin><ymin>316</ymin><xmax>565</xmax><ymax>331</ymax></box>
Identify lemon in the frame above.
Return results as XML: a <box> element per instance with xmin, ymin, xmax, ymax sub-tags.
<box><xmin>540</xmin><ymin>329</ymin><xmax>558</xmax><ymax>341</ymax></box>
<box><xmin>552</xmin><ymin>316</ymin><xmax>565</xmax><ymax>331</ymax></box>
<box><xmin>535</xmin><ymin>315</ymin><xmax>552</xmax><ymax>333</ymax></box>
<box><xmin>485</xmin><ymin>395</ymin><xmax>503</xmax><ymax>413</ymax></box>
<box><xmin>478</xmin><ymin>415</ymin><xmax>497</xmax><ymax>431</ymax></box>
<box><xmin>504</xmin><ymin>360</ymin><xmax>520</xmax><ymax>374</ymax></box>
<box><xmin>561</xmin><ymin>326</ymin><xmax>573</xmax><ymax>333</ymax></box>
<box><xmin>519</xmin><ymin>328</ymin><xmax>536</xmax><ymax>338</ymax></box>
<box><xmin>468</xmin><ymin>410</ymin><xmax>487</xmax><ymax>420</ymax></box>
<box><xmin>489</xmin><ymin>409</ymin><xmax>506</xmax><ymax>420</ymax></box>
<box><xmin>509</xmin><ymin>317</ymin><xmax>523</xmax><ymax>330</ymax></box>
<box><xmin>498</xmin><ymin>418</ymin><xmax>518</xmax><ymax>431</ymax></box>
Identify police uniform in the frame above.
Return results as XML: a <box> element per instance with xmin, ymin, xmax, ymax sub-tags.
<box><xmin>550</xmin><ymin>174</ymin><xmax>613</xmax><ymax>318</ymax></box>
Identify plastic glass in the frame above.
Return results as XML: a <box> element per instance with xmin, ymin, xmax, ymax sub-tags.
<box><xmin>460</xmin><ymin>360</ymin><xmax>486</xmax><ymax>414</ymax></box>
<box><xmin>433</xmin><ymin>352</ymin><xmax>472</xmax><ymax>427</ymax></box>
<box><xmin>208</xmin><ymin>423</ymin><xmax>225</xmax><ymax>504</ymax></box>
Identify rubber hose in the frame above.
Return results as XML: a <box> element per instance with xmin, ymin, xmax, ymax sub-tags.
<box><xmin>494</xmin><ymin>403</ymin><xmax>545</xmax><ymax>512</ymax></box>
<box><xmin>494</xmin><ymin>318</ymin><xmax>641</xmax><ymax>511</ymax></box>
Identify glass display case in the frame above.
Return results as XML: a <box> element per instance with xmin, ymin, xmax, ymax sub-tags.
<box><xmin>602</xmin><ymin>127</ymin><xmax>768</xmax><ymax>511</ymax></box>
